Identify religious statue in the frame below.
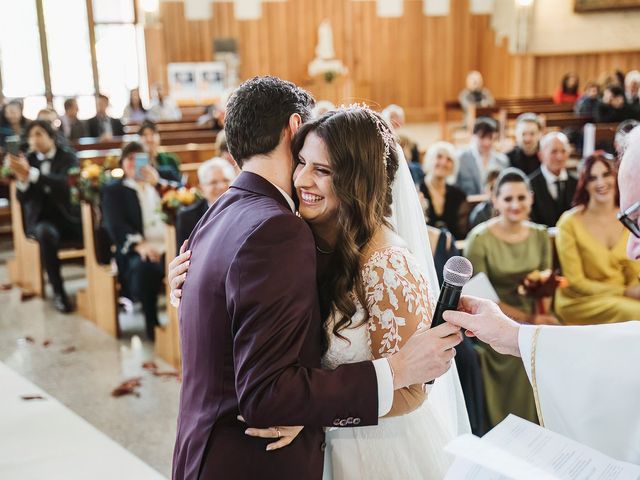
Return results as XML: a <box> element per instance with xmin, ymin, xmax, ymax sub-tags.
<box><xmin>308</xmin><ymin>19</ymin><xmax>347</xmax><ymax>83</ymax></box>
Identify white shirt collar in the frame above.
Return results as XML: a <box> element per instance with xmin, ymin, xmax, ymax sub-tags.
<box><xmin>540</xmin><ymin>164</ymin><xmax>568</xmax><ymax>184</ymax></box>
<box><xmin>272</xmin><ymin>183</ymin><xmax>295</xmax><ymax>213</ymax></box>
<box><xmin>37</xmin><ymin>146</ymin><xmax>57</xmax><ymax>162</ymax></box>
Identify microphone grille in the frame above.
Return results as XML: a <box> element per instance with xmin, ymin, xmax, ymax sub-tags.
<box><xmin>443</xmin><ymin>256</ymin><xmax>473</xmax><ymax>287</ymax></box>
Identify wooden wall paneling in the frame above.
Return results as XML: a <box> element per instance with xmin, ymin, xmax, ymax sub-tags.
<box><xmin>153</xmin><ymin>1</ymin><xmax>640</xmax><ymax>121</ymax></box>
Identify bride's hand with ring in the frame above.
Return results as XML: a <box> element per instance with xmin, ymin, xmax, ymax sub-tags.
<box><xmin>238</xmin><ymin>416</ymin><xmax>304</xmax><ymax>451</ymax></box>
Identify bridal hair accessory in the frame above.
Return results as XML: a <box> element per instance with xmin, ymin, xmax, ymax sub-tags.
<box><xmin>337</xmin><ymin>102</ymin><xmax>395</xmax><ymax>166</ymax></box>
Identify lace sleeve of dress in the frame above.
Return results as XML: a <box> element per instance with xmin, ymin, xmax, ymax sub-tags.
<box><xmin>362</xmin><ymin>247</ymin><xmax>436</xmax><ymax>417</ymax></box>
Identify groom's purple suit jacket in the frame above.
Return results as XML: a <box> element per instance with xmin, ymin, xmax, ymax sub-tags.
<box><xmin>172</xmin><ymin>172</ymin><xmax>379</xmax><ymax>480</ymax></box>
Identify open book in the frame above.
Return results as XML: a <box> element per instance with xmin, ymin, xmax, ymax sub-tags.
<box><xmin>444</xmin><ymin>415</ymin><xmax>640</xmax><ymax>480</ymax></box>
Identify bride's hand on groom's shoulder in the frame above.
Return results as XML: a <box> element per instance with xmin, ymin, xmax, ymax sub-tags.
<box><xmin>169</xmin><ymin>240</ymin><xmax>191</xmax><ymax>308</ymax></box>
<box><xmin>238</xmin><ymin>416</ymin><xmax>304</xmax><ymax>452</ymax></box>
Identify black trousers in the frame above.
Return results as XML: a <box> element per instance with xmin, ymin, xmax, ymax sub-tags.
<box><xmin>31</xmin><ymin>220</ymin><xmax>82</xmax><ymax>297</ymax></box>
<box><xmin>121</xmin><ymin>253</ymin><xmax>165</xmax><ymax>340</ymax></box>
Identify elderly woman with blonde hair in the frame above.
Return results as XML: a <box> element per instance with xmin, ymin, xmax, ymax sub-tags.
<box><xmin>419</xmin><ymin>141</ymin><xmax>469</xmax><ymax>239</ymax></box>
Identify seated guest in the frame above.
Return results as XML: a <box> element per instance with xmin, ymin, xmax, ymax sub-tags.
<box><xmin>555</xmin><ymin>152</ymin><xmax>640</xmax><ymax>325</ymax></box>
<box><xmin>458</xmin><ymin>71</ymin><xmax>495</xmax><ymax>114</ymax></box>
<box><xmin>311</xmin><ymin>100</ymin><xmax>336</xmax><ymax>118</ymax></box>
<box><xmin>60</xmin><ymin>98</ymin><xmax>87</xmax><ymax>141</ymax></box>
<box><xmin>87</xmin><ymin>93</ymin><xmax>124</xmax><ymax>139</ymax></box>
<box><xmin>615</xmin><ymin>119</ymin><xmax>640</xmax><ymax>159</ymax></box>
<box><xmin>8</xmin><ymin>120</ymin><xmax>82</xmax><ymax>312</ymax></box>
<box><xmin>553</xmin><ymin>72</ymin><xmax>580</xmax><ymax>104</ymax></box>
<box><xmin>398</xmin><ymin>134</ymin><xmax>423</xmax><ymax>185</ymax></box>
<box><xmin>175</xmin><ymin>158</ymin><xmax>236</xmax><ymax>250</ymax></box>
<box><xmin>382</xmin><ymin>104</ymin><xmax>421</xmax><ymax>166</ymax></box>
<box><xmin>122</xmin><ymin>88</ymin><xmax>147</xmax><ymax>124</ymax></box>
<box><xmin>381</xmin><ymin>104</ymin><xmax>406</xmax><ymax>131</ymax></box>
<box><xmin>0</xmin><ymin>99</ymin><xmax>30</xmax><ymax>148</ymax></box>
<box><xmin>426</xmin><ymin>224</ymin><xmax>486</xmax><ymax>436</ymax></box>
<box><xmin>595</xmin><ymin>84</ymin><xmax>637</xmax><ymax>124</ymax></box>
<box><xmin>455</xmin><ymin>117</ymin><xmax>508</xmax><ymax>196</ymax></box>
<box><xmin>102</xmin><ymin>142</ymin><xmax>166</xmax><ymax>341</ymax></box>
<box><xmin>148</xmin><ymin>83</ymin><xmax>181</xmax><ymax>122</ymax></box>
<box><xmin>138</xmin><ymin>121</ymin><xmax>181</xmax><ymax>185</ymax></box>
<box><xmin>214</xmin><ymin>130</ymin><xmax>240</xmax><ymax>174</ymax></box>
<box><xmin>420</xmin><ymin>141</ymin><xmax>469</xmax><ymax>240</ymax></box>
<box><xmin>506</xmin><ymin>113</ymin><xmax>542</xmax><ymax>175</ymax></box>
<box><xmin>625</xmin><ymin>70</ymin><xmax>639</xmax><ymax>107</ymax></box>
<box><xmin>468</xmin><ymin>169</ymin><xmax>500</xmax><ymax>230</ymax></box>
<box><xmin>574</xmin><ymin>81</ymin><xmax>600</xmax><ymax>117</ymax></box>
<box><xmin>37</xmin><ymin>108</ymin><xmax>68</xmax><ymax>148</ymax></box>
<box><xmin>465</xmin><ymin>168</ymin><xmax>557</xmax><ymax>430</ymax></box>
<box><xmin>529</xmin><ymin>132</ymin><xmax>578</xmax><ymax>227</ymax></box>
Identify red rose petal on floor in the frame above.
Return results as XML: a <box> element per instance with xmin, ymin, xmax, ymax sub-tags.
<box><xmin>111</xmin><ymin>378</ymin><xmax>142</xmax><ymax>397</ymax></box>
<box><xmin>21</xmin><ymin>336</ymin><xmax>36</xmax><ymax>344</ymax></box>
<box><xmin>153</xmin><ymin>370</ymin><xmax>180</xmax><ymax>378</ymax></box>
<box><xmin>61</xmin><ymin>346</ymin><xmax>77</xmax><ymax>354</ymax></box>
<box><xmin>0</xmin><ymin>283</ymin><xmax>12</xmax><ymax>290</ymax></box>
<box><xmin>142</xmin><ymin>361</ymin><xmax>158</xmax><ymax>371</ymax></box>
<box><xmin>21</xmin><ymin>395</ymin><xmax>46</xmax><ymax>401</ymax></box>
<box><xmin>43</xmin><ymin>340</ymin><xmax>52</xmax><ymax>347</ymax></box>
<box><xmin>20</xmin><ymin>291</ymin><xmax>36</xmax><ymax>301</ymax></box>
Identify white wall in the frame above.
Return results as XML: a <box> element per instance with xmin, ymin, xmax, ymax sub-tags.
<box><xmin>528</xmin><ymin>0</ymin><xmax>640</xmax><ymax>54</ymax></box>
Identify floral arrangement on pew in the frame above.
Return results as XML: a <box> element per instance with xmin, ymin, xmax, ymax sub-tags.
<box><xmin>518</xmin><ymin>269</ymin><xmax>568</xmax><ymax>316</ymax></box>
<box><xmin>67</xmin><ymin>156</ymin><xmax>119</xmax><ymax>206</ymax></box>
<box><xmin>160</xmin><ymin>186</ymin><xmax>201</xmax><ymax>226</ymax></box>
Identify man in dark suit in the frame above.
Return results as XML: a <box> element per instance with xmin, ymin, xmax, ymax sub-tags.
<box><xmin>8</xmin><ymin>120</ymin><xmax>82</xmax><ymax>312</ymax></box>
<box><xmin>102</xmin><ymin>142</ymin><xmax>166</xmax><ymax>341</ymax></box>
<box><xmin>60</xmin><ymin>98</ymin><xmax>87</xmax><ymax>141</ymax></box>
<box><xmin>172</xmin><ymin>77</ymin><xmax>460</xmax><ymax>480</ymax></box>
<box><xmin>175</xmin><ymin>157</ymin><xmax>236</xmax><ymax>250</ymax></box>
<box><xmin>528</xmin><ymin>132</ymin><xmax>578</xmax><ymax>227</ymax></box>
<box><xmin>86</xmin><ymin>94</ymin><xmax>124</xmax><ymax>139</ymax></box>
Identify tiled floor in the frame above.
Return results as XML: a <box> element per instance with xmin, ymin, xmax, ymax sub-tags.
<box><xmin>0</xmin><ymin>255</ymin><xmax>179</xmax><ymax>478</ymax></box>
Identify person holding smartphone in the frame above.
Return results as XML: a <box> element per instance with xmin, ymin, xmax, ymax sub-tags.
<box><xmin>8</xmin><ymin>120</ymin><xmax>82</xmax><ymax>313</ymax></box>
<box><xmin>101</xmin><ymin>141</ymin><xmax>166</xmax><ymax>341</ymax></box>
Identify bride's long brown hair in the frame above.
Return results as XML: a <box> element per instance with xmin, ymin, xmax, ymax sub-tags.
<box><xmin>291</xmin><ymin>107</ymin><xmax>399</xmax><ymax>342</ymax></box>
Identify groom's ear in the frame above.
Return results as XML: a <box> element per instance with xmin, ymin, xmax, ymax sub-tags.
<box><xmin>288</xmin><ymin>113</ymin><xmax>302</xmax><ymax>136</ymax></box>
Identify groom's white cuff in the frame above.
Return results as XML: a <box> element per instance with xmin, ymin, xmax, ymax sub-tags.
<box><xmin>372</xmin><ymin>358</ymin><xmax>393</xmax><ymax>416</ymax></box>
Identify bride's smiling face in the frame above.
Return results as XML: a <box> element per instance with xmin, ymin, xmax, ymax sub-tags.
<box><xmin>293</xmin><ymin>131</ymin><xmax>340</xmax><ymax>226</ymax></box>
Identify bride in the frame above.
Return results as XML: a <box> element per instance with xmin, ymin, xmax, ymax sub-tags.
<box><xmin>170</xmin><ymin>105</ymin><xmax>470</xmax><ymax>479</ymax></box>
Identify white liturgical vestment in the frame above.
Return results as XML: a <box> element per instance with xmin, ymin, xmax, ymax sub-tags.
<box><xmin>519</xmin><ymin>321</ymin><xmax>640</xmax><ymax>464</ymax></box>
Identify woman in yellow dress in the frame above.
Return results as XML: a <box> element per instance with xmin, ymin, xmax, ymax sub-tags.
<box><xmin>555</xmin><ymin>152</ymin><xmax>640</xmax><ymax>324</ymax></box>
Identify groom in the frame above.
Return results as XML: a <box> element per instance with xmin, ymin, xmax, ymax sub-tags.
<box><xmin>172</xmin><ymin>76</ymin><xmax>462</xmax><ymax>480</ymax></box>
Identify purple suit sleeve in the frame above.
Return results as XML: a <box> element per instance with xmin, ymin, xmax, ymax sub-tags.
<box><xmin>227</xmin><ymin>213</ymin><xmax>379</xmax><ymax>428</ymax></box>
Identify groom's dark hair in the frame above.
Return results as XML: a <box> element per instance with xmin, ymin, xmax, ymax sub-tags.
<box><xmin>224</xmin><ymin>76</ymin><xmax>314</xmax><ymax>167</ymax></box>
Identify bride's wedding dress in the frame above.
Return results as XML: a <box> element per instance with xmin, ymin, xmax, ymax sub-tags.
<box><xmin>322</xmin><ymin>246</ymin><xmax>469</xmax><ymax>480</ymax></box>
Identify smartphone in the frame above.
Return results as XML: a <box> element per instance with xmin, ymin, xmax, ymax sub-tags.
<box><xmin>5</xmin><ymin>135</ymin><xmax>22</xmax><ymax>156</ymax></box>
<box><xmin>134</xmin><ymin>152</ymin><xmax>149</xmax><ymax>179</ymax></box>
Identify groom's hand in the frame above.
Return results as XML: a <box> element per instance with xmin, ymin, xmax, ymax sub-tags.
<box><xmin>168</xmin><ymin>240</ymin><xmax>190</xmax><ymax>308</ymax></box>
<box><xmin>388</xmin><ymin>322</ymin><xmax>462</xmax><ymax>389</ymax></box>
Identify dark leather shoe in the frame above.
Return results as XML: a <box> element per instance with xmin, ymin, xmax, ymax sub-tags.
<box><xmin>53</xmin><ymin>294</ymin><xmax>73</xmax><ymax>313</ymax></box>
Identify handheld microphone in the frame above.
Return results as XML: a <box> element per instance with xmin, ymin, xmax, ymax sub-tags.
<box><xmin>426</xmin><ymin>256</ymin><xmax>473</xmax><ymax>385</ymax></box>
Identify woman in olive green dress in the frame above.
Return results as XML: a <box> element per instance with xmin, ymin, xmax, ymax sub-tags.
<box><xmin>464</xmin><ymin>168</ymin><xmax>558</xmax><ymax>430</ymax></box>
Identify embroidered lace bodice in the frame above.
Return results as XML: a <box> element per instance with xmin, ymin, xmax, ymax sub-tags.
<box><xmin>322</xmin><ymin>246</ymin><xmax>436</xmax><ymax>369</ymax></box>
